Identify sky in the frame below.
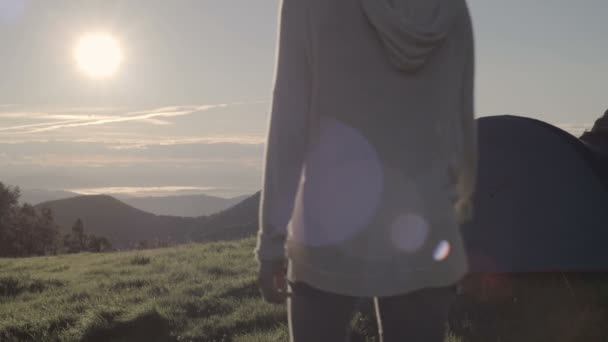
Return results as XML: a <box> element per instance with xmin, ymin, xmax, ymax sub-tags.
<box><xmin>0</xmin><ymin>0</ymin><xmax>607</xmax><ymax>198</ymax></box>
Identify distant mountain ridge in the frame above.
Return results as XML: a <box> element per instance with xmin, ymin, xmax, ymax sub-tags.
<box><xmin>36</xmin><ymin>195</ymin><xmax>204</xmax><ymax>248</ymax></box>
<box><xmin>19</xmin><ymin>188</ymin><xmax>78</xmax><ymax>206</ymax></box>
<box><xmin>192</xmin><ymin>191</ymin><xmax>260</xmax><ymax>242</ymax></box>
<box><xmin>21</xmin><ymin>188</ymin><xmax>249</xmax><ymax>217</ymax></box>
<box><xmin>35</xmin><ymin>192</ymin><xmax>261</xmax><ymax>248</ymax></box>
<box><xmin>122</xmin><ymin>193</ymin><xmax>249</xmax><ymax>217</ymax></box>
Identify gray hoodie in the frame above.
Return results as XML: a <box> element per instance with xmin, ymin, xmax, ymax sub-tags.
<box><xmin>256</xmin><ymin>0</ymin><xmax>476</xmax><ymax>297</ymax></box>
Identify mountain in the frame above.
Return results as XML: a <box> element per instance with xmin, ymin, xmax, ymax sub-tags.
<box><xmin>35</xmin><ymin>191</ymin><xmax>261</xmax><ymax>249</ymax></box>
<box><xmin>19</xmin><ymin>188</ymin><xmax>78</xmax><ymax>205</ymax></box>
<box><xmin>121</xmin><ymin>194</ymin><xmax>249</xmax><ymax>217</ymax></box>
<box><xmin>36</xmin><ymin>195</ymin><xmax>205</xmax><ymax>248</ymax></box>
<box><xmin>192</xmin><ymin>191</ymin><xmax>261</xmax><ymax>241</ymax></box>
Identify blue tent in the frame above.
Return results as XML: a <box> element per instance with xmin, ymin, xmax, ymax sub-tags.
<box><xmin>461</xmin><ymin>115</ymin><xmax>608</xmax><ymax>273</ymax></box>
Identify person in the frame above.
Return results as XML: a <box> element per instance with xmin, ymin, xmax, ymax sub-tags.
<box><xmin>255</xmin><ymin>0</ymin><xmax>477</xmax><ymax>340</ymax></box>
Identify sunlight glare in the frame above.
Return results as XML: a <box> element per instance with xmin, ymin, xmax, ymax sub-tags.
<box><xmin>74</xmin><ymin>33</ymin><xmax>122</xmax><ymax>79</ymax></box>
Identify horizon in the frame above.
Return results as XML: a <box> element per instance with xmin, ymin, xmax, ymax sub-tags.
<box><xmin>19</xmin><ymin>186</ymin><xmax>252</xmax><ymax>200</ymax></box>
<box><xmin>1</xmin><ymin>0</ymin><xmax>607</xmax><ymax>198</ymax></box>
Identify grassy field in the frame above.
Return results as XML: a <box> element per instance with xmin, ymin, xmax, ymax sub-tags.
<box><xmin>5</xmin><ymin>237</ymin><xmax>608</xmax><ymax>341</ymax></box>
<box><xmin>0</xmin><ymin>239</ymin><xmax>289</xmax><ymax>342</ymax></box>
<box><xmin>0</xmin><ymin>238</ymin><xmax>397</xmax><ymax>342</ymax></box>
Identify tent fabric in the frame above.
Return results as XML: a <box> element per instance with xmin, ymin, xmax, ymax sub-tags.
<box><xmin>462</xmin><ymin>115</ymin><xmax>608</xmax><ymax>273</ymax></box>
<box><xmin>523</xmin><ymin>117</ymin><xmax>608</xmax><ymax>189</ymax></box>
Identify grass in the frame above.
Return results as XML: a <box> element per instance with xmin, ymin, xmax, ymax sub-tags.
<box><xmin>0</xmin><ymin>238</ymin><xmax>291</xmax><ymax>342</ymax></box>
<box><xmin>450</xmin><ymin>272</ymin><xmax>608</xmax><ymax>342</ymax></box>
<box><xmin>4</xmin><ymin>238</ymin><xmax>440</xmax><ymax>342</ymax></box>
<box><xmin>7</xmin><ymin>237</ymin><xmax>606</xmax><ymax>341</ymax></box>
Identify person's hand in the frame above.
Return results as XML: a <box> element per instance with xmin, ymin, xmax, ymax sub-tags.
<box><xmin>257</xmin><ymin>259</ymin><xmax>288</xmax><ymax>304</ymax></box>
<box><xmin>454</xmin><ymin>196</ymin><xmax>473</xmax><ymax>224</ymax></box>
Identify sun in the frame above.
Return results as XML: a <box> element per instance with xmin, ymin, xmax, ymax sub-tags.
<box><xmin>74</xmin><ymin>33</ymin><xmax>122</xmax><ymax>79</ymax></box>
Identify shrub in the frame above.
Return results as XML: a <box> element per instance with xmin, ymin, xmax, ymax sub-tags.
<box><xmin>130</xmin><ymin>256</ymin><xmax>151</xmax><ymax>265</ymax></box>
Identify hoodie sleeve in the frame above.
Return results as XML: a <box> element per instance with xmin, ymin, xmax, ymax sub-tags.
<box><xmin>255</xmin><ymin>0</ymin><xmax>311</xmax><ymax>262</ymax></box>
<box><xmin>456</xmin><ymin>10</ymin><xmax>478</xmax><ymax>210</ymax></box>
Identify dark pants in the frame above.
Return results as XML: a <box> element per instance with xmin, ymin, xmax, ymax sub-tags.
<box><xmin>288</xmin><ymin>281</ymin><xmax>456</xmax><ymax>342</ymax></box>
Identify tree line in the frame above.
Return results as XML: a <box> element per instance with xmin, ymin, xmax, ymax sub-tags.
<box><xmin>0</xmin><ymin>182</ymin><xmax>112</xmax><ymax>257</ymax></box>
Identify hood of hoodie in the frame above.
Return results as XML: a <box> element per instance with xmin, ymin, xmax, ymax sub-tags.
<box><xmin>360</xmin><ymin>0</ymin><xmax>466</xmax><ymax>72</ymax></box>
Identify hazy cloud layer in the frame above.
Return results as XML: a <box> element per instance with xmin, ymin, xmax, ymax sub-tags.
<box><xmin>0</xmin><ymin>103</ymin><xmax>267</xmax><ymax>197</ymax></box>
<box><xmin>0</xmin><ymin>104</ymin><xmax>594</xmax><ymax>198</ymax></box>
<box><xmin>70</xmin><ymin>186</ymin><xmax>219</xmax><ymax>197</ymax></box>
<box><xmin>0</xmin><ymin>103</ymin><xmax>256</xmax><ymax>134</ymax></box>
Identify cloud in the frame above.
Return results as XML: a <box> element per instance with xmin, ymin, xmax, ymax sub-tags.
<box><xmin>0</xmin><ymin>105</ymin><xmax>127</xmax><ymax>112</ymax></box>
<box><xmin>21</xmin><ymin>104</ymin><xmax>228</xmax><ymax>133</ymax></box>
<box><xmin>0</xmin><ymin>112</ymin><xmax>51</xmax><ymax>119</ymax></box>
<box><xmin>0</xmin><ymin>113</ymin><xmax>128</xmax><ymax>132</ymax></box>
<box><xmin>1</xmin><ymin>153</ymin><xmax>262</xmax><ymax>168</ymax></box>
<box><xmin>104</xmin><ymin>135</ymin><xmax>265</xmax><ymax>150</ymax></box>
<box><xmin>0</xmin><ymin>112</ymin><xmax>110</xmax><ymax>120</ymax></box>
<box><xmin>66</xmin><ymin>185</ymin><xmax>257</xmax><ymax>198</ymax></box>
<box><xmin>69</xmin><ymin>186</ymin><xmax>218</xmax><ymax>196</ymax></box>
<box><xmin>0</xmin><ymin>102</ymin><xmax>265</xmax><ymax>135</ymax></box>
<box><xmin>142</xmin><ymin>119</ymin><xmax>172</xmax><ymax>125</ymax></box>
<box><xmin>0</xmin><ymin>103</ymin><xmax>268</xmax><ymax>197</ymax></box>
<box><xmin>45</xmin><ymin>106</ymin><xmax>128</xmax><ymax>113</ymax></box>
<box><xmin>0</xmin><ymin>102</ymin><xmax>267</xmax><ymax>188</ymax></box>
<box><xmin>0</xmin><ymin>134</ymin><xmax>264</xmax><ymax>146</ymax></box>
<box><xmin>0</xmin><ymin>119</ymin><xmax>84</xmax><ymax>132</ymax></box>
<box><xmin>0</xmin><ymin>103</ymin><xmax>266</xmax><ymax>144</ymax></box>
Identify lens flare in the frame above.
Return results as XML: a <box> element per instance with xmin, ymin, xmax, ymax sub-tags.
<box><xmin>433</xmin><ymin>240</ymin><xmax>451</xmax><ymax>261</ymax></box>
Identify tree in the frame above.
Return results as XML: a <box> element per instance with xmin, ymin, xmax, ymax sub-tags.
<box><xmin>0</xmin><ymin>183</ymin><xmax>59</xmax><ymax>256</ymax></box>
<box><xmin>63</xmin><ymin>218</ymin><xmax>113</xmax><ymax>253</ymax></box>
<box><xmin>0</xmin><ymin>182</ymin><xmax>112</xmax><ymax>256</ymax></box>
<box><xmin>71</xmin><ymin>218</ymin><xmax>86</xmax><ymax>250</ymax></box>
<box><xmin>87</xmin><ymin>236</ymin><xmax>112</xmax><ymax>252</ymax></box>
<box><xmin>0</xmin><ymin>183</ymin><xmax>21</xmax><ymax>256</ymax></box>
<box><xmin>0</xmin><ymin>182</ymin><xmax>19</xmax><ymax>216</ymax></box>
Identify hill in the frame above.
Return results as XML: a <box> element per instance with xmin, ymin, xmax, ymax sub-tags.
<box><xmin>35</xmin><ymin>192</ymin><xmax>261</xmax><ymax>249</ymax></box>
<box><xmin>122</xmin><ymin>193</ymin><xmax>249</xmax><ymax>217</ymax></box>
<box><xmin>36</xmin><ymin>195</ymin><xmax>205</xmax><ymax>248</ymax></box>
<box><xmin>192</xmin><ymin>191</ymin><xmax>261</xmax><ymax>242</ymax></box>
<box><xmin>19</xmin><ymin>188</ymin><xmax>78</xmax><ymax>205</ymax></box>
